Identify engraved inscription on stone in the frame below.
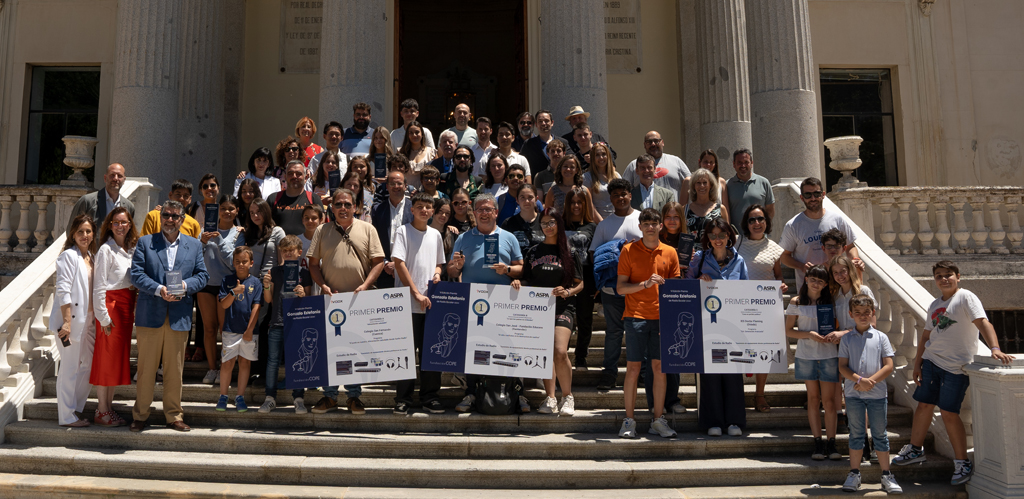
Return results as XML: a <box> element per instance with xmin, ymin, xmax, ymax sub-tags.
<box><xmin>604</xmin><ymin>0</ymin><xmax>642</xmax><ymax>74</ymax></box>
<box><xmin>279</xmin><ymin>0</ymin><xmax>323</xmax><ymax>73</ymax></box>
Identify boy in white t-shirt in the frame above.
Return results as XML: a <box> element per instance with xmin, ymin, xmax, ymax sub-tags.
<box><xmin>392</xmin><ymin>191</ymin><xmax>447</xmax><ymax>415</ymax></box>
<box><xmin>892</xmin><ymin>261</ymin><xmax>1015</xmax><ymax>486</ymax></box>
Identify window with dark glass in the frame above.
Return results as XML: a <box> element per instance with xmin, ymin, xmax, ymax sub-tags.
<box><xmin>820</xmin><ymin>68</ymin><xmax>899</xmax><ymax>187</ymax></box>
<box><xmin>24</xmin><ymin>66</ymin><xmax>100</xmax><ymax>185</ymax></box>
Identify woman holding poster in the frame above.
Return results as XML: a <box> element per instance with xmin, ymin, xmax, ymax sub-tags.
<box><xmin>521</xmin><ymin>209</ymin><xmax>583</xmax><ymax>416</ymax></box>
<box><xmin>687</xmin><ymin>217</ymin><xmax>748</xmax><ymax>437</ymax></box>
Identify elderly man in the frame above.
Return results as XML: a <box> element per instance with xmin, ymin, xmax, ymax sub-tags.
<box><xmin>69</xmin><ymin>162</ymin><xmax>136</xmax><ymax>232</ymax></box>
<box><xmin>630</xmin><ymin>155</ymin><xmax>675</xmax><ymax>212</ymax></box>
<box><xmin>371</xmin><ymin>171</ymin><xmax>413</xmax><ymax>289</ymax></box>
<box><xmin>561</xmin><ymin>106</ymin><xmax>615</xmax><ymax>159</ymax></box>
<box><xmin>308</xmin><ymin>188</ymin><xmax>386</xmax><ymax>416</ymax></box>
<box><xmin>447</xmin><ymin>193</ymin><xmax>526</xmax><ymax>413</ymax></box>
<box><xmin>447</xmin><ymin>103</ymin><xmax>478</xmax><ymax>148</ymax></box>
<box><xmin>623</xmin><ymin>131</ymin><xmax>691</xmax><ymax>193</ymax></box>
<box><xmin>129</xmin><ymin>200</ymin><xmax>208</xmax><ymax>432</ymax></box>
<box><xmin>430</xmin><ymin>130</ymin><xmax>459</xmax><ymax>175</ymax></box>
<box><xmin>725</xmin><ymin>148</ymin><xmax>775</xmax><ymax>230</ymax></box>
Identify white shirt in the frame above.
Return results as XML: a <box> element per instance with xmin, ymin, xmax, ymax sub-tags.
<box><xmin>93</xmin><ymin>239</ymin><xmax>133</xmax><ymax>327</ymax></box>
<box><xmin>391</xmin><ymin>125</ymin><xmax>436</xmax><ymax>150</ymax></box>
<box><xmin>472</xmin><ymin>142</ymin><xmax>498</xmax><ymax>176</ymax></box>
<box><xmin>155</xmin><ymin>232</ymin><xmax>183</xmax><ymax>295</ymax></box>
<box><xmin>234</xmin><ymin>173</ymin><xmax>282</xmax><ymax>199</ymax></box>
<box><xmin>389</xmin><ymin>196</ymin><xmax>407</xmax><ymax>247</ymax></box>
<box><xmin>779</xmin><ymin>209</ymin><xmax>857</xmax><ymax>289</ymax></box>
<box><xmin>392</xmin><ymin>224</ymin><xmax>446</xmax><ymax>314</ymax></box>
<box><xmin>474</xmin><ymin>150</ymin><xmax>532</xmax><ymax>178</ymax></box>
<box><xmin>105</xmin><ymin>190</ymin><xmax>120</xmax><ymax>211</ymax></box>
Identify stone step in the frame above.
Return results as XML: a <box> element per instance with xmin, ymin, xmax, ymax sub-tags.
<box><xmin>40</xmin><ymin>377</ymin><xmax>830</xmax><ymax>411</ymax></box>
<box><xmin>5</xmin><ymin>419</ymin><xmax>934</xmax><ymax>461</ymax></box>
<box><xmin>0</xmin><ymin>444</ymin><xmax>954</xmax><ymax>489</ymax></box>
<box><xmin>21</xmin><ymin>398</ymin><xmax>914</xmax><ymax>434</ymax></box>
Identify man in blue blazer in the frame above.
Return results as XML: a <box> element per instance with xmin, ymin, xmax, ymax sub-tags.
<box><xmin>371</xmin><ymin>171</ymin><xmax>413</xmax><ymax>289</ymax></box>
<box><xmin>129</xmin><ymin>200</ymin><xmax>208</xmax><ymax>432</ymax></box>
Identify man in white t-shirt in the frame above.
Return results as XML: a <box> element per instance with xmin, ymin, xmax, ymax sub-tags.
<box><xmin>622</xmin><ymin>131</ymin><xmax>691</xmax><ymax>193</ymax></box>
<box><xmin>780</xmin><ymin>177</ymin><xmax>858</xmax><ymax>289</ymax></box>
<box><xmin>471</xmin><ymin>117</ymin><xmax>497</xmax><ymax>178</ymax></box>
<box><xmin>390</xmin><ymin>98</ymin><xmax>435</xmax><ymax>149</ymax></box>
<box><xmin>392</xmin><ymin>191</ymin><xmax>447</xmax><ymax>415</ymax></box>
<box><xmin>891</xmin><ymin>260</ymin><xmax>1015</xmax><ymax>486</ymax></box>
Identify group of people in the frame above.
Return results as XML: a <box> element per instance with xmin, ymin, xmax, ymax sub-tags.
<box><xmin>49</xmin><ymin>100</ymin><xmax>1013</xmax><ymax>494</ymax></box>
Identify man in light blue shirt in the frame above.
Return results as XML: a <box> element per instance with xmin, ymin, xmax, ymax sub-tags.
<box><xmin>341</xmin><ymin>102</ymin><xmax>374</xmax><ymax>158</ymax></box>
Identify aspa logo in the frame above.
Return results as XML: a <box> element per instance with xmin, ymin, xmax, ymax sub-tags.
<box><xmin>530</xmin><ymin>291</ymin><xmax>550</xmax><ymax>298</ymax></box>
<box><xmin>756</xmin><ymin>284</ymin><xmax>777</xmax><ymax>292</ymax></box>
<box><xmin>383</xmin><ymin>292</ymin><xmax>404</xmax><ymax>300</ymax></box>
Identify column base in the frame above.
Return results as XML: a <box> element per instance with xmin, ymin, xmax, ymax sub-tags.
<box><xmin>967</xmin><ymin>478</ymin><xmax>1024</xmax><ymax>499</ymax></box>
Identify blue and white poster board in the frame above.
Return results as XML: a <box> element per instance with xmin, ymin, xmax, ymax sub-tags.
<box><xmin>423</xmin><ymin>282</ymin><xmax>556</xmax><ymax>379</ymax></box>
<box><xmin>283</xmin><ymin>288</ymin><xmax>417</xmax><ymax>389</ymax></box>
<box><xmin>660</xmin><ymin>279</ymin><xmax>786</xmax><ymax>374</ymax></box>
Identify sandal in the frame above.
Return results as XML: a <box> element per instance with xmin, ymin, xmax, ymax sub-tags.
<box><xmin>191</xmin><ymin>348</ymin><xmax>206</xmax><ymax>363</ymax></box>
<box><xmin>755</xmin><ymin>395</ymin><xmax>771</xmax><ymax>413</ymax></box>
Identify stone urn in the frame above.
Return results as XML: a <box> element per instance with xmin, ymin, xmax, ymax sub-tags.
<box><xmin>824</xmin><ymin>135</ymin><xmax>868</xmax><ymax>192</ymax></box>
<box><xmin>61</xmin><ymin>135</ymin><xmax>99</xmax><ymax>187</ymax></box>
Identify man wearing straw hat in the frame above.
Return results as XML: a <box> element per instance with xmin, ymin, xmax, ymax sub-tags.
<box><xmin>561</xmin><ymin>106</ymin><xmax>616</xmax><ymax>160</ymax></box>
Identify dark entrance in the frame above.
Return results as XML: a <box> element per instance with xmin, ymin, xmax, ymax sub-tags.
<box><xmin>396</xmin><ymin>0</ymin><xmax>527</xmax><ymax>132</ymax></box>
<box><xmin>820</xmin><ymin>68</ymin><xmax>900</xmax><ymax>188</ymax></box>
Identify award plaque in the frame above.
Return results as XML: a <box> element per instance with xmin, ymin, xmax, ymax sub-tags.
<box><xmin>283</xmin><ymin>260</ymin><xmax>300</xmax><ymax>298</ymax></box>
<box><xmin>676</xmin><ymin>233</ymin><xmax>697</xmax><ymax>268</ymax></box>
<box><xmin>816</xmin><ymin>304</ymin><xmax>836</xmax><ymax>336</ymax></box>
<box><xmin>374</xmin><ymin>153</ymin><xmax>387</xmax><ymax>179</ymax></box>
<box><xmin>204</xmin><ymin>203</ymin><xmax>219</xmax><ymax>233</ymax></box>
<box><xmin>483</xmin><ymin>233</ymin><xmax>499</xmax><ymax>269</ymax></box>
<box><xmin>166</xmin><ymin>271</ymin><xmax>185</xmax><ymax>297</ymax></box>
<box><xmin>328</xmin><ymin>168</ymin><xmax>341</xmax><ymax>190</ymax></box>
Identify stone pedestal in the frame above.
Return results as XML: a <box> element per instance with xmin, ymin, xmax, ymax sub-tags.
<box><xmin>319</xmin><ymin>1</ymin><xmax>387</xmax><ymax>127</ymax></box>
<box><xmin>176</xmin><ymin>0</ymin><xmax>224</xmax><ymax>185</ymax></box>
<box><xmin>963</xmin><ymin>356</ymin><xmax>1024</xmax><ymax>499</ymax></box>
<box><xmin>696</xmin><ymin>0</ymin><xmax>752</xmax><ymax>163</ymax></box>
<box><xmin>745</xmin><ymin>0</ymin><xmax>819</xmax><ymax>183</ymax></box>
<box><xmin>109</xmin><ymin>0</ymin><xmax>182</xmax><ymax>195</ymax></box>
<box><xmin>541</xmin><ymin>0</ymin><xmax>609</xmax><ymax>139</ymax></box>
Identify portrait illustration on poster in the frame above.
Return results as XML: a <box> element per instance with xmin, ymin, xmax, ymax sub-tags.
<box><xmin>667</xmin><ymin>311</ymin><xmax>696</xmax><ymax>359</ymax></box>
<box><xmin>293</xmin><ymin>328</ymin><xmax>319</xmax><ymax>375</ymax></box>
<box><xmin>430</xmin><ymin>313</ymin><xmax>461</xmax><ymax>358</ymax></box>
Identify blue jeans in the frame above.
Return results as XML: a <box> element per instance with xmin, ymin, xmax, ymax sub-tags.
<box><xmin>601</xmin><ymin>292</ymin><xmax>626</xmax><ymax>380</ymax></box>
<box><xmin>265</xmin><ymin>326</ymin><xmax>304</xmax><ymax>399</ymax></box>
<box><xmin>846</xmin><ymin>396</ymin><xmax>889</xmax><ymax>452</ymax></box>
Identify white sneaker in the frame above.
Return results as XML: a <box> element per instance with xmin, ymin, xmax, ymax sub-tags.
<box><xmin>727</xmin><ymin>424</ymin><xmax>742</xmax><ymax>436</ymax></box>
<box><xmin>881</xmin><ymin>472</ymin><xmax>903</xmax><ymax>495</ymax></box>
<box><xmin>842</xmin><ymin>471</ymin><xmax>862</xmax><ymax>492</ymax></box>
<box><xmin>708</xmin><ymin>426</ymin><xmax>723</xmax><ymax>437</ymax></box>
<box><xmin>670</xmin><ymin>403</ymin><xmax>687</xmax><ymax>414</ymax></box>
<box><xmin>293</xmin><ymin>398</ymin><xmax>307</xmax><ymax>414</ymax></box>
<box><xmin>558</xmin><ymin>395</ymin><xmax>575</xmax><ymax>417</ymax></box>
<box><xmin>537</xmin><ymin>396</ymin><xmax>557</xmax><ymax>414</ymax></box>
<box><xmin>202</xmin><ymin>369</ymin><xmax>218</xmax><ymax>384</ymax></box>
<box><xmin>258</xmin><ymin>396</ymin><xmax>276</xmax><ymax>413</ymax></box>
<box><xmin>455</xmin><ymin>394</ymin><xmax>475</xmax><ymax>413</ymax></box>
<box><xmin>649</xmin><ymin>417</ymin><xmax>677</xmax><ymax>438</ymax></box>
<box><xmin>596</xmin><ymin>304</ymin><xmax>604</xmax><ymax>318</ymax></box>
<box><xmin>619</xmin><ymin>417</ymin><xmax>637</xmax><ymax>438</ymax></box>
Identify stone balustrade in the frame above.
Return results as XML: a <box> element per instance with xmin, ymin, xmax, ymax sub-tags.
<box><xmin>830</xmin><ymin>186</ymin><xmax>1024</xmax><ymax>256</ymax></box>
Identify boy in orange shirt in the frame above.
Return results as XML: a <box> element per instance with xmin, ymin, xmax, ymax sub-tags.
<box><xmin>616</xmin><ymin>208</ymin><xmax>681</xmax><ymax>439</ymax></box>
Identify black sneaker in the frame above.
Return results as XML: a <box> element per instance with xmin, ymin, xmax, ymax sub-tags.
<box><xmin>596</xmin><ymin>373</ymin><xmax>616</xmax><ymax>391</ymax></box>
<box><xmin>424</xmin><ymin>399</ymin><xmax>445</xmax><ymax>414</ymax></box>
<box><xmin>811</xmin><ymin>437</ymin><xmax>826</xmax><ymax>461</ymax></box>
<box><xmin>827</xmin><ymin>437</ymin><xmax>842</xmax><ymax>460</ymax></box>
<box><xmin>393</xmin><ymin>401</ymin><xmax>409</xmax><ymax>415</ymax></box>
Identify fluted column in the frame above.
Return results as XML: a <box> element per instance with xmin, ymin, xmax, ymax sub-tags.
<box><xmin>745</xmin><ymin>0</ymin><xmax>819</xmax><ymax>183</ymax></box>
<box><xmin>176</xmin><ymin>0</ymin><xmax>224</xmax><ymax>184</ymax></box>
<box><xmin>696</xmin><ymin>0</ymin><xmax>752</xmax><ymax>163</ymax></box>
<box><xmin>319</xmin><ymin>1</ymin><xmax>386</xmax><ymax>127</ymax></box>
<box><xmin>541</xmin><ymin>1</ymin><xmax>609</xmax><ymax>138</ymax></box>
<box><xmin>109</xmin><ymin>0</ymin><xmax>182</xmax><ymax>193</ymax></box>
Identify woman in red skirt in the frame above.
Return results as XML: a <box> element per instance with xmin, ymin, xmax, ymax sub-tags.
<box><xmin>91</xmin><ymin>207</ymin><xmax>139</xmax><ymax>426</ymax></box>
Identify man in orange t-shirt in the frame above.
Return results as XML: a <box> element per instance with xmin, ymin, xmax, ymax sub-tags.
<box><xmin>616</xmin><ymin>208</ymin><xmax>681</xmax><ymax>439</ymax></box>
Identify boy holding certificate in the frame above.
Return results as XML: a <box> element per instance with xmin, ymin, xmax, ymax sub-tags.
<box><xmin>216</xmin><ymin>246</ymin><xmax>263</xmax><ymax>412</ymax></box>
<box><xmin>838</xmin><ymin>294</ymin><xmax>901</xmax><ymax>494</ymax></box>
<box><xmin>258</xmin><ymin>235</ymin><xmax>312</xmax><ymax>414</ymax></box>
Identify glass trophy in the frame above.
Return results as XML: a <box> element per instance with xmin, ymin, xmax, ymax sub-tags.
<box><xmin>282</xmin><ymin>260</ymin><xmax>300</xmax><ymax>298</ymax></box>
<box><xmin>166</xmin><ymin>271</ymin><xmax>185</xmax><ymax>297</ymax></box>
<box><xmin>483</xmin><ymin>233</ymin><xmax>499</xmax><ymax>268</ymax></box>
<box><xmin>204</xmin><ymin>203</ymin><xmax>219</xmax><ymax>233</ymax></box>
<box><xmin>374</xmin><ymin>153</ymin><xmax>388</xmax><ymax>179</ymax></box>
<box><xmin>328</xmin><ymin>168</ymin><xmax>341</xmax><ymax>191</ymax></box>
<box><xmin>676</xmin><ymin>233</ymin><xmax>697</xmax><ymax>268</ymax></box>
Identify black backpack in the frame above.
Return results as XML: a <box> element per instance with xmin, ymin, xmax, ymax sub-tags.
<box><xmin>474</xmin><ymin>376</ymin><xmax>523</xmax><ymax>415</ymax></box>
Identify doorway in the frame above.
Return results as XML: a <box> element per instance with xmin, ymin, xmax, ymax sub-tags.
<box><xmin>396</xmin><ymin>0</ymin><xmax>527</xmax><ymax>132</ymax></box>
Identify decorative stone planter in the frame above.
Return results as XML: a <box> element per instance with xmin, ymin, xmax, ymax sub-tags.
<box><xmin>60</xmin><ymin>135</ymin><xmax>98</xmax><ymax>187</ymax></box>
<box><xmin>824</xmin><ymin>135</ymin><xmax>868</xmax><ymax>192</ymax></box>
<box><xmin>963</xmin><ymin>355</ymin><xmax>1024</xmax><ymax>499</ymax></box>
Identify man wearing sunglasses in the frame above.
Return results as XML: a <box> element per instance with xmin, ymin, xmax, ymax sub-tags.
<box><xmin>440</xmin><ymin>146</ymin><xmax>480</xmax><ymax>200</ymax></box>
<box><xmin>511</xmin><ymin>111</ymin><xmax>534</xmax><ymax>152</ymax></box>
<box><xmin>780</xmin><ymin>177</ymin><xmax>859</xmax><ymax>289</ymax></box>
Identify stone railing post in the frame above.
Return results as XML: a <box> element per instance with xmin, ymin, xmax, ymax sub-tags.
<box><xmin>52</xmin><ymin>189</ymin><xmax>84</xmax><ymax>241</ymax></box>
<box><xmin>878</xmin><ymin>197</ymin><xmax>898</xmax><ymax>254</ymax></box>
<box><xmin>897</xmin><ymin>196</ymin><xmax>916</xmax><ymax>254</ymax></box>
<box><xmin>970</xmin><ymin>195</ymin><xmax>991</xmax><ymax>253</ymax></box>
<box><xmin>1007</xmin><ymin>196</ymin><xmax>1023</xmax><ymax>254</ymax></box>
<box><xmin>962</xmin><ymin>357</ymin><xmax>1024</xmax><ymax>499</ymax></box>
<box><xmin>0</xmin><ymin>195</ymin><xmax>12</xmax><ymax>252</ymax></box>
<box><xmin>31</xmin><ymin>195</ymin><xmax>50</xmax><ymax>252</ymax></box>
<box><xmin>915</xmin><ymin>196</ymin><xmax>935</xmax><ymax>254</ymax></box>
<box><xmin>13</xmin><ymin>195</ymin><xmax>31</xmax><ymax>252</ymax></box>
<box><xmin>950</xmin><ymin>196</ymin><xmax>971</xmax><ymax>253</ymax></box>
<box><xmin>988</xmin><ymin>195</ymin><xmax>1008</xmax><ymax>255</ymax></box>
<box><xmin>933</xmin><ymin>195</ymin><xmax>954</xmax><ymax>254</ymax></box>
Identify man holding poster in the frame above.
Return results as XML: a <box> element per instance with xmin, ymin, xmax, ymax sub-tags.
<box><xmin>616</xmin><ymin>208</ymin><xmax>680</xmax><ymax>439</ymax></box>
<box><xmin>307</xmin><ymin>188</ymin><xmax>386</xmax><ymax>415</ymax></box>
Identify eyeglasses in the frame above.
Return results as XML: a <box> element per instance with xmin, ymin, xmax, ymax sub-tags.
<box><xmin>747</xmin><ymin>216</ymin><xmax>766</xmax><ymax>224</ymax></box>
<box><xmin>111</xmin><ymin>221</ymin><xmax>131</xmax><ymax>227</ymax></box>
<box><xmin>506</xmin><ymin>173</ymin><xmax>524</xmax><ymax>180</ymax></box>
<box><xmin>707</xmin><ymin>232</ymin><xmax>730</xmax><ymax>241</ymax></box>
<box><xmin>474</xmin><ymin>207</ymin><xmax>496</xmax><ymax>214</ymax></box>
<box><xmin>286</xmin><ymin>146</ymin><xmax>301</xmax><ymax>152</ymax></box>
<box><xmin>202</xmin><ymin>183</ymin><xmax>217</xmax><ymax>189</ymax></box>
<box><xmin>160</xmin><ymin>213</ymin><xmax>182</xmax><ymax>220</ymax></box>
<box><xmin>801</xmin><ymin>191</ymin><xmax>824</xmax><ymax>199</ymax></box>
<box><xmin>333</xmin><ymin>202</ymin><xmax>354</xmax><ymax>209</ymax></box>
<box><xmin>541</xmin><ymin>221</ymin><xmax>558</xmax><ymax>228</ymax></box>
<box><xmin>644</xmin><ymin>138</ymin><xmax>662</xmax><ymax>144</ymax></box>
<box><xmin>454</xmin><ymin>154</ymin><xmax>471</xmax><ymax>160</ymax></box>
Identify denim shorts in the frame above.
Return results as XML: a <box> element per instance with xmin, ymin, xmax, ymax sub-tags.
<box><xmin>846</xmin><ymin>396</ymin><xmax>889</xmax><ymax>452</ymax></box>
<box><xmin>913</xmin><ymin>359</ymin><xmax>970</xmax><ymax>414</ymax></box>
<box><xmin>624</xmin><ymin>318</ymin><xmax>661</xmax><ymax>362</ymax></box>
<box><xmin>794</xmin><ymin>357</ymin><xmax>839</xmax><ymax>383</ymax></box>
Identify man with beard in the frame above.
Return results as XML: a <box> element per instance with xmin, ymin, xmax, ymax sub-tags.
<box><xmin>511</xmin><ymin>111</ymin><xmax>534</xmax><ymax>152</ymax></box>
<box><xmin>440</xmin><ymin>146</ymin><xmax>480</xmax><ymax>200</ymax></box>
<box><xmin>780</xmin><ymin>177</ymin><xmax>859</xmax><ymax>289</ymax></box>
<box><xmin>622</xmin><ymin>131</ymin><xmax>691</xmax><ymax>193</ymax></box>
<box><xmin>520</xmin><ymin>109</ymin><xmax>555</xmax><ymax>178</ymax></box>
<box><xmin>430</xmin><ymin>130</ymin><xmax>459</xmax><ymax>175</ymax></box>
<box><xmin>447</xmin><ymin>103</ymin><xmax>478</xmax><ymax>148</ymax></box>
<box><xmin>69</xmin><ymin>163</ymin><xmax>136</xmax><ymax>235</ymax></box>
<box><xmin>341</xmin><ymin>102</ymin><xmax>374</xmax><ymax>158</ymax></box>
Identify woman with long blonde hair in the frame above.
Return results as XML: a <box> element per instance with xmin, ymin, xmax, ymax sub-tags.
<box><xmin>583</xmin><ymin>142</ymin><xmax>616</xmax><ymax>221</ymax></box>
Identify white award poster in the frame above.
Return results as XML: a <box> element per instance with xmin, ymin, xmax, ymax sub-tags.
<box><xmin>699</xmin><ymin>279</ymin><xmax>788</xmax><ymax>374</ymax></box>
<box><xmin>323</xmin><ymin>287</ymin><xmax>417</xmax><ymax>385</ymax></box>
<box><xmin>463</xmin><ymin>284</ymin><xmax>556</xmax><ymax>379</ymax></box>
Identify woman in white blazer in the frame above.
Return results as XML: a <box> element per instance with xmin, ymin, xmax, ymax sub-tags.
<box><xmin>50</xmin><ymin>214</ymin><xmax>98</xmax><ymax>427</ymax></box>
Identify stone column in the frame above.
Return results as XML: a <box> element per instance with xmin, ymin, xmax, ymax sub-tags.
<box><xmin>176</xmin><ymin>0</ymin><xmax>224</xmax><ymax>186</ymax></box>
<box><xmin>695</xmin><ymin>0</ymin><xmax>752</xmax><ymax>164</ymax></box>
<box><xmin>109</xmin><ymin>0</ymin><xmax>181</xmax><ymax>194</ymax></box>
<box><xmin>745</xmin><ymin>0</ymin><xmax>819</xmax><ymax>184</ymax></box>
<box><xmin>319</xmin><ymin>1</ymin><xmax>387</xmax><ymax>127</ymax></box>
<box><xmin>963</xmin><ymin>356</ymin><xmax>1024</xmax><ymax>499</ymax></box>
<box><xmin>541</xmin><ymin>0</ymin><xmax>609</xmax><ymax>139</ymax></box>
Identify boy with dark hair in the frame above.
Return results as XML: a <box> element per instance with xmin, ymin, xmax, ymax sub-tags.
<box><xmin>140</xmin><ymin>179</ymin><xmax>201</xmax><ymax>237</ymax></box>
<box><xmin>392</xmin><ymin>98</ymin><xmax>435</xmax><ymax>149</ymax></box>
<box><xmin>892</xmin><ymin>261</ymin><xmax>1015</xmax><ymax>485</ymax></box>
<box><xmin>298</xmin><ymin>204</ymin><xmax>324</xmax><ymax>254</ymax></box>
<box><xmin>838</xmin><ymin>294</ymin><xmax>901</xmax><ymax>494</ymax></box>
<box><xmin>616</xmin><ymin>208</ymin><xmax>680</xmax><ymax>439</ymax></box>
<box><xmin>216</xmin><ymin>246</ymin><xmax>263</xmax><ymax>412</ymax></box>
<box><xmin>259</xmin><ymin>235</ymin><xmax>312</xmax><ymax>414</ymax></box>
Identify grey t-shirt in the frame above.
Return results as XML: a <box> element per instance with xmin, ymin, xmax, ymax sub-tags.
<box><xmin>839</xmin><ymin>326</ymin><xmax>895</xmax><ymax>400</ymax></box>
<box><xmin>623</xmin><ymin>153</ymin><xmax>691</xmax><ymax>193</ymax></box>
<box><xmin>726</xmin><ymin>173</ymin><xmax>775</xmax><ymax>229</ymax></box>
<box><xmin>779</xmin><ymin>209</ymin><xmax>856</xmax><ymax>289</ymax></box>
<box><xmin>448</xmin><ymin>127</ymin><xmax>478</xmax><ymax>148</ymax></box>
